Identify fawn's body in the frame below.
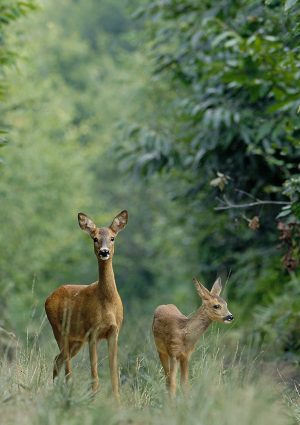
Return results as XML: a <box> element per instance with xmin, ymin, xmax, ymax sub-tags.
<box><xmin>45</xmin><ymin>210</ymin><xmax>128</xmax><ymax>401</ymax></box>
<box><xmin>153</xmin><ymin>277</ymin><xmax>234</xmax><ymax>397</ymax></box>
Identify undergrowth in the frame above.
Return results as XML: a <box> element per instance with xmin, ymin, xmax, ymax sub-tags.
<box><xmin>0</xmin><ymin>316</ymin><xmax>298</xmax><ymax>425</ymax></box>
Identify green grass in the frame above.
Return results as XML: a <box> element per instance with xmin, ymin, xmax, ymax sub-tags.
<box><xmin>0</xmin><ymin>317</ymin><xmax>298</xmax><ymax>425</ymax></box>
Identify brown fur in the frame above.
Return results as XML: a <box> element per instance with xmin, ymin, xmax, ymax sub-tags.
<box><xmin>45</xmin><ymin>210</ymin><xmax>128</xmax><ymax>401</ymax></box>
<box><xmin>152</xmin><ymin>277</ymin><xmax>234</xmax><ymax>397</ymax></box>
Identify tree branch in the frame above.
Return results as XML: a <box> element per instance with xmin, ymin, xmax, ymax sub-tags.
<box><xmin>215</xmin><ymin>200</ymin><xmax>290</xmax><ymax>211</ymax></box>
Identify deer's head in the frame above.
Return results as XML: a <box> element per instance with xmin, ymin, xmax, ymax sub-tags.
<box><xmin>193</xmin><ymin>277</ymin><xmax>234</xmax><ymax>324</ymax></box>
<box><xmin>78</xmin><ymin>210</ymin><xmax>128</xmax><ymax>261</ymax></box>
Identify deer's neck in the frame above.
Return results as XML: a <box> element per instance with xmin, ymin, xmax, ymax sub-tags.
<box><xmin>186</xmin><ymin>305</ymin><xmax>212</xmax><ymax>346</ymax></box>
<box><xmin>97</xmin><ymin>259</ymin><xmax>118</xmax><ymax>301</ymax></box>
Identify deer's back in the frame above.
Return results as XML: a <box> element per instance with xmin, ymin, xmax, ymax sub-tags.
<box><xmin>45</xmin><ymin>283</ymin><xmax>123</xmax><ymax>342</ymax></box>
<box><xmin>152</xmin><ymin>304</ymin><xmax>188</xmax><ymax>357</ymax></box>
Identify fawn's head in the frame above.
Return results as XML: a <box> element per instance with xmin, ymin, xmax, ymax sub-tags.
<box><xmin>193</xmin><ymin>277</ymin><xmax>234</xmax><ymax>324</ymax></box>
<box><xmin>78</xmin><ymin>210</ymin><xmax>128</xmax><ymax>261</ymax></box>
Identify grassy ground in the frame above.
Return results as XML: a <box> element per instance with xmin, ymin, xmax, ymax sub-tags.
<box><xmin>0</xmin><ymin>316</ymin><xmax>298</xmax><ymax>425</ymax></box>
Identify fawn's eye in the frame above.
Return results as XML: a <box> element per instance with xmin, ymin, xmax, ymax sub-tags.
<box><xmin>213</xmin><ymin>304</ymin><xmax>221</xmax><ymax>309</ymax></box>
<box><xmin>93</xmin><ymin>238</ymin><xmax>98</xmax><ymax>243</ymax></box>
<box><xmin>111</xmin><ymin>237</ymin><xmax>115</xmax><ymax>242</ymax></box>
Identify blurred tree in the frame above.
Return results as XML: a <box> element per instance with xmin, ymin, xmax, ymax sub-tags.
<box><xmin>1</xmin><ymin>0</ymin><xmax>299</xmax><ymax>359</ymax></box>
<box><xmin>0</xmin><ymin>0</ymin><xmax>199</xmax><ymax>336</ymax></box>
<box><xmin>122</xmin><ymin>0</ymin><xmax>300</xmax><ymax>221</ymax></box>
<box><xmin>0</xmin><ymin>0</ymin><xmax>37</xmax><ymax>161</ymax></box>
<box><xmin>116</xmin><ymin>0</ymin><xmax>300</xmax><ymax>356</ymax></box>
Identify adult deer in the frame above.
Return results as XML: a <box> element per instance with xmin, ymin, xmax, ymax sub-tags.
<box><xmin>45</xmin><ymin>210</ymin><xmax>128</xmax><ymax>400</ymax></box>
<box><xmin>152</xmin><ymin>277</ymin><xmax>234</xmax><ymax>398</ymax></box>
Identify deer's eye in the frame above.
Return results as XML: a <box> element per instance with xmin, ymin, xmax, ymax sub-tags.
<box><xmin>111</xmin><ymin>237</ymin><xmax>115</xmax><ymax>242</ymax></box>
<box><xmin>213</xmin><ymin>304</ymin><xmax>221</xmax><ymax>309</ymax></box>
<box><xmin>93</xmin><ymin>238</ymin><xmax>98</xmax><ymax>243</ymax></box>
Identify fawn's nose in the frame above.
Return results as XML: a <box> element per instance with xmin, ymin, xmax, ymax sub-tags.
<box><xmin>99</xmin><ymin>248</ymin><xmax>110</xmax><ymax>257</ymax></box>
<box><xmin>225</xmin><ymin>314</ymin><xmax>234</xmax><ymax>322</ymax></box>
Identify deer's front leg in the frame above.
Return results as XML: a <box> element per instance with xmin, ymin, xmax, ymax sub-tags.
<box><xmin>107</xmin><ymin>329</ymin><xmax>120</xmax><ymax>402</ymax></box>
<box><xmin>89</xmin><ymin>336</ymin><xmax>99</xmax><ymax>393</ymax></box>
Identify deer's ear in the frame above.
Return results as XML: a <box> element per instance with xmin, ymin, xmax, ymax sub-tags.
<box><xmin>210</xmin><ymin>277</ymin><xmax>222</xmax><ymax>296</ymax></box>
<box><xmin>110</xmin><ymin>210</ymin><xmax>128</xmax><ymax>234</ymax></box>
<box><xmin>78</xmin><ymin>213</ymin><xmax>97</xmax><ymax>236</ymax></box>
<box><xmin>193</xmin><ymin>278</ymin><xmax>211</xmax><ymax>301</ymax></box>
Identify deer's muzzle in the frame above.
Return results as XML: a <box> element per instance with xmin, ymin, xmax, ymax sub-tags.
<box><xmin>99</xmin><ymin>248</ymin><xmax>110</xmax><ymax>260</ymax></box>
<box><xmin>224</xmin><ymin>314</ymin><xmax>234</xmax><ymax>324</ymax></box>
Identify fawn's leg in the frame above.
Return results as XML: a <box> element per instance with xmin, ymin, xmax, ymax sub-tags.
<box><xmin>180</xmin><ymin>357</ymin><xmax>189</xmax><ymax>395</ymax></box>
<box><xmin>169</xmin><ymin>356</ymin><xmax>178</xmax><ymax>398</ymax></box>
<box><xmin>89</xmin><ymin>337</ymin><xmax>99</xmax><ymax>393</ymax></box>
<box><xmin>158</xmin><ymin>352</ymin><xmax>170</xmax><ymax>389</ymax></box>
<box><xmin>107</xmin><ymin>329</ymin><xmax>120</xmax><ymax>402</ymax></box>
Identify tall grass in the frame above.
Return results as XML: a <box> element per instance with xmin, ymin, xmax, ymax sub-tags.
<box><xmin>0</xmin><ymin>316</ymin><xmax>298</xmax><ymax>425</ymax></box>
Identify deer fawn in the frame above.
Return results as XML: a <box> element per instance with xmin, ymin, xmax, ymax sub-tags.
<box><xmin>45</xmin><ymin>210</ymin><xmax>128</xmax><ymax>401</ymax></box>
<box><xmin>152</xmin><ymin>277</ymin><xmax>234</xmax><ymax>398</ymax></box>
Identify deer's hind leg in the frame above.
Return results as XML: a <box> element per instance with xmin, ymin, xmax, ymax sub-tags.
<box><xmin>52</xmin><ymin>329</ymin><xmax>67</xmax><ymax>380</ymax></box>
<box><xmin>65</xmin><ymin>341</ymin><xmax>83</xmax><ymax>378</ymax></box>
<box><xmin>53</xmin><ymin>348</ymin><xmax>68</xmax><ymax>380</ymax></box>
<box><xmin>169</xmin><ymin>356</ymin><xmax>178</xmax><ymax>398</ymax></box>
<box><xmin>53</xmin><ymin>338</ymin><xmax>83</xmax><ymax>381</ymax></box>
<box><xmin>180</xmin><ymin>356</ymin><xmax>189</xmax><ymax>395</ymax></box>
<box><xmin>158</xmin><ymin>352</ymin><xmax>170</xmax><ymax>388</ymax></box>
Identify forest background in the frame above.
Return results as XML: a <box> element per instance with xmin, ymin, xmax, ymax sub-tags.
<box><xmin>0</xmin><ymin>1</ymin><xmax>300</xmax><ymax>424</ymax></box>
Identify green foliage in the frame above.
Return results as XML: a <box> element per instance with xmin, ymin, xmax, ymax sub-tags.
<box><xmin>281</xmin><ymin>175</ymin><xmax>300</xmax><ymax>220</ymax></box>
<box><xmin>0</xmin><ymin>0</ymin><xmax>202</xmax><ymax>336</ymax></box>
<box><xmin>285</xmin><ymin>0</ymin><xmax>299</xmax><ymax>12</ymax></box>
<box><xmin>0</xmin><ymin>2</ymin><xmax>300</xmax><ymax>422</ymax></box>
<box><xmin>253</xmin><ymin>275</ymin><xmax>300</xmax><ymax>356</ymax></box>
<box><xmin>123</xmin><ymin>0</ymin><xmax>299</xmax><ymax>198</ymax></box>
<box><xmin>114</xmin><ymin>0</ymin><xmax>300</xmax><ymax>355</ymax></box>
<box><xmin>0</xmin><ymin>0</ymin><xmax>37</xmax><ymax>160</ymax></box>
<box><xmin>0</xmin><ymin>0</ymin><xmax>299</xmax><ymax>367</ymax></box>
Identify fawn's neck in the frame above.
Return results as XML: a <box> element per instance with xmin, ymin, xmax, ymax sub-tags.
<box><xmin>186</xmin><ymin>305</ymin><xmax>212</xmax><ymax>346</ymax></box>
<box><xmin>97</xmin><ymin>259</ymin><xmax>118</xmax><ymax>300</ymax></box>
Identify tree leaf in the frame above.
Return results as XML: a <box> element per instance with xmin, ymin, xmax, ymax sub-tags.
<box><xmin>285</xmin><ymin>0</ymin><xmax>298</xmax><ymax>12</ymax></box>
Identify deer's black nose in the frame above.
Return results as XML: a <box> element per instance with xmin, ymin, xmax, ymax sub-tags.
<box><xmin>99</xmin><ymin>248</ymin><xmax>109</xmax><ymax>257</ymax></box>
<box><xmin>225</xmin><ymin>314</ymin><xmax>234</xmax><ymax>322</ymax></box>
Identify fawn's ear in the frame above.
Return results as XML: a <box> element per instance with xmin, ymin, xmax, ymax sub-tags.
<box><xmin>78</xmin><ymin>213</ymin><xmax>97</xmax><ymax>236</ymax></box>
<box><xmin>110</xmin><ymin>210</ymin><xmax>128</xmax><ymax>234</ymax></box>
<box><xmin>193</xmin><ymin>277</ymin><xmax>211</xmax><ymax>301</ymax></box>
<box><xmin>210</xmin><ymin>277</ymin><xmax>222</xmax><ymax>296</ymax></box>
